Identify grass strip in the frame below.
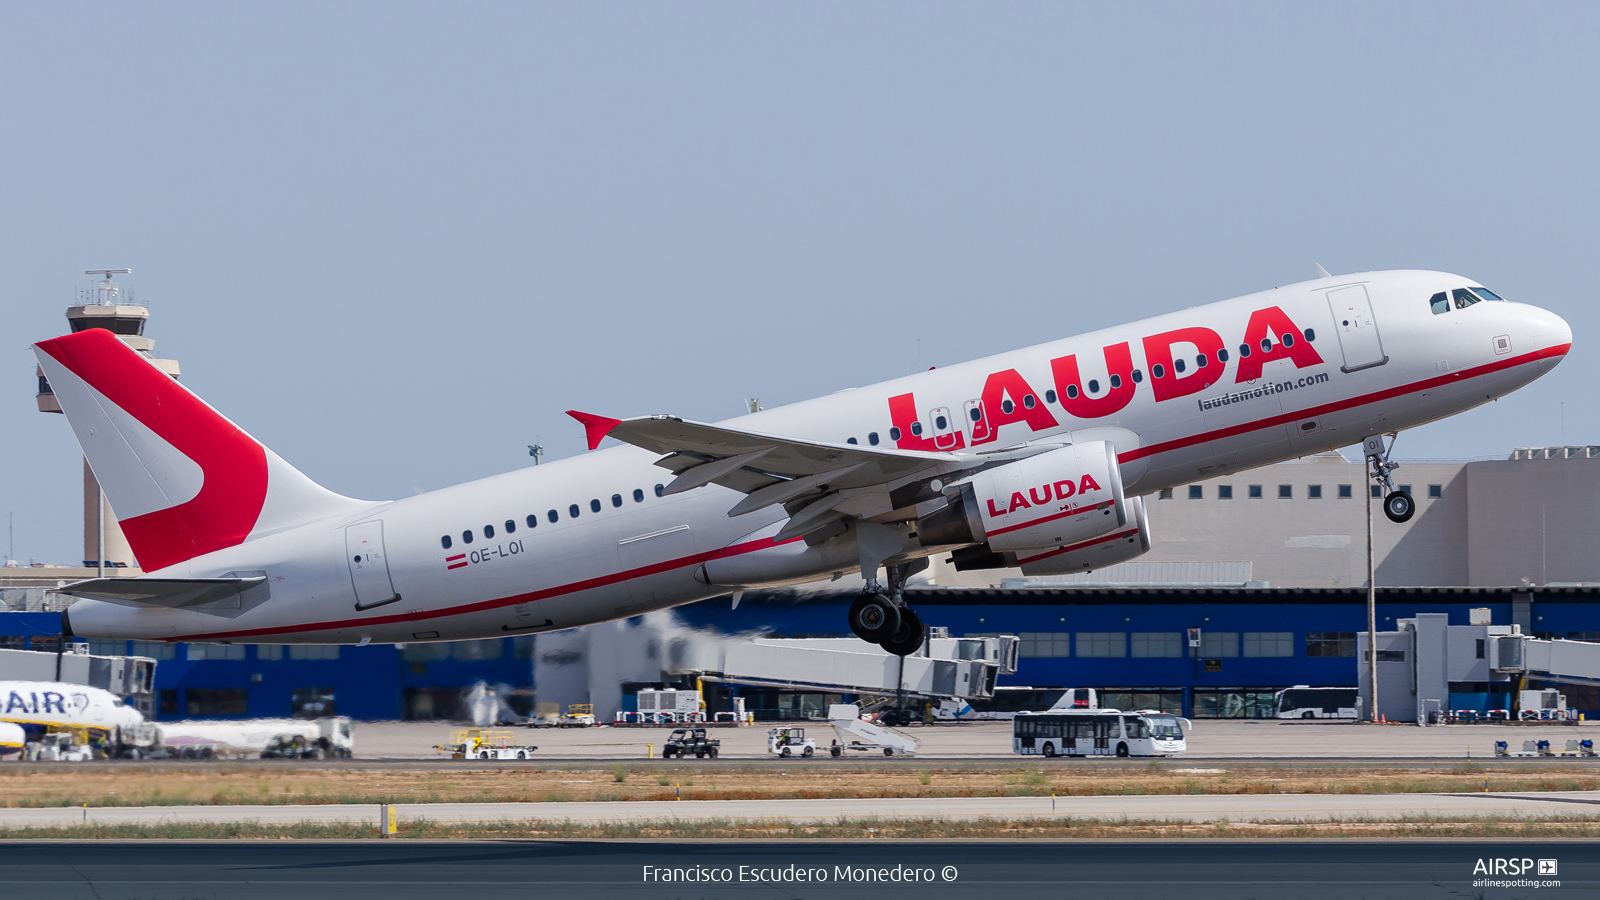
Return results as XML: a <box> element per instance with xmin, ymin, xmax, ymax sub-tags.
<box><xmin>4</xmin><ymin>814</ymin><xmax>1600</xmax><ymax>841</ymax></box>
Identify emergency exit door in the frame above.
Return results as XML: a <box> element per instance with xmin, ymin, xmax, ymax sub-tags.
<box><xmin>1327</xmin><ymin>285</ymin><xmax>1388</xmax><ymax>372</ymax></box>
<box><xmin>346</xmin><ymin>520</ymin><xmax>399</xmax><ymax>609</ymax></box>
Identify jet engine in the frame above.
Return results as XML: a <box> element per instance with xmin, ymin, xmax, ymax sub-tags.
<box><xmin>915</xmin><ymin>441</ymin><xmax>1150</xmax><ymax>571</ymax></box>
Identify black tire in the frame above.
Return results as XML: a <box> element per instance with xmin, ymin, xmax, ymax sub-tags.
<box><xmin>803</xmin><ymin>746</ymin><xmax>814</xmax><ymax>758</ymax></box>
<box><xmin>848</xmin><ymin>592</ymin><xmax>901</xmax><ymax>643</ymax></box>
<box><xmin>1383</xmin><ymin>490</ymin><xmax>1416</xmax><ymax>523</ymax></box>
<box><xmin>1302</xmin><ymin>711</ymin><xmax>1316</xmax><ymax>720</ymax></box>
<box><xmin>1042</xmin><ymin>742</ymin><xmax>1056</xmax><ymax>758</ymax></box>
<box><xmin>1116</xmin><ymin>742</ymin><xmax>1129</xmax><ymax>757</ymax></box>
<box><xmin>879</xmin><ymin>607</ymin><xmax>928</xmax><ymax>657</ymax></box>
<box><xmin>780</xmin><ymin>747</ymin><xmax>791</xmax><ymax>758</ymax></box>
<box><xmin>830</xmin><ymin>746</ymin><xmax>841</xmax><ymax>758</ymax></box>
<box><xmin>695</xmin><ymin>751</ymin><xmax>705</xmax><ymax>759</ymax></box>
<box><xmin>708</xmin><ymin>747</ymin><xmax>717</xmax><ymax>759</ymax></box>
<box><xmin>479</xmin><ymin>750</ymin><xmax>491</xmax><ymax>760</ymax></box>
<box><xmin>517</xmin><ymin>750</ymin><xmax>527</xmax><ymax>760</ymax></box>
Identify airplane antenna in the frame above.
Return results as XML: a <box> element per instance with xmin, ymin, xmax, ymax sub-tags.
<box><xmin>1314</xmin><ymin>263</ymin><xmax>1333</xmax><ymax>279</ymax></box>
<box><xmin>527</xmin><ymin>443</ymin><xmax>544</xmax><ymax>464</ymax></box>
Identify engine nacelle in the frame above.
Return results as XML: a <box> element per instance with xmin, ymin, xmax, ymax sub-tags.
<box><xmin>973</xmin><ymin>441</ymin><xmax>1129</xmax><ymax>553</ymax></box>
<box><xmin>1016</xmin><ymin>494</ymin><xmax>1152</xmax><ymax>575</ymax></box>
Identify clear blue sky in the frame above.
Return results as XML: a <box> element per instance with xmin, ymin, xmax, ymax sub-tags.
<box><xmin>4</xmin><ymin>3</ymin><xmax>1596</xmax><ymax>565</ymax></box>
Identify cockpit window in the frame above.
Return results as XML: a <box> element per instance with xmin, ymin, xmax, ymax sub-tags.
<box><xmin>1470</xmin><ymin>286</ymin><xmax>1505</xmax><ymax>302</ymax></box>
<box><xmin>1429</xmin><ymin>292</ymin><xmax>1449</xmax><ymax>315</ymax></box>
<box><xmin>1452</xmin><ymin>288</ymin><xmax>1481</xmax><ymax>310</ymax></box>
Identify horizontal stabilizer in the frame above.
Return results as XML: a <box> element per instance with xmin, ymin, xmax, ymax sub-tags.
<box><xmin>58</xmin><ymin>576</ymin><xmax>267</xmax><ymax>610</ymax></box>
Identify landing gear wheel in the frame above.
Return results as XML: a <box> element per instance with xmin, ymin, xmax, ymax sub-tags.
<box><xmin>1383</xmin><ymin>490</ymin><xmax>1415</xmax><ymax>523</ymax></box>
<box><xmin>848</xmin><ymin>592</ymin><xmax>901</xmax><ymax>643</ymax></box>
<box><xmin>879</xmin><ymin>607</ymin><xmax>927</xmax><ymax>657</ymax></box>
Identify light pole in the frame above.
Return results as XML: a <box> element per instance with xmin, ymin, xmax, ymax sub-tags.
<box><xmin>1365</xmin><ymin>458</ymin><xmax>1377</xmax><ymax>723</ymax></box>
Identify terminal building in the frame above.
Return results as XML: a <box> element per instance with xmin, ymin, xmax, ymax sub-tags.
<box><xmin>7</xmin><ymin>273</ymin><xmax>1598</xmax><ymax>722</ymax></box>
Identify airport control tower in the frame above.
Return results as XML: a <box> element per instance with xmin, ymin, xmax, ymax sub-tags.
<box><xmin>35</xmin><ymin>269</ymin><xmax>181</xmax><ymax>574</ymax></box>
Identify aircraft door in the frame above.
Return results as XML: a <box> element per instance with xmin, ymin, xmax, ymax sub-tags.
<box><xmin>929</xmin><ymin>406</ymin><xmax>959</xmax><ymax>450</ymax></box>
<box><xmin>964</xmin><ymin>400</ymin><xmax>989</xmax><ymax>443</ymax></box>
<box><xmin>345</xmin><ymin>521</ymin><xmax>399</xmax><ymax>610</ymax></box>
<box><xmin>1327</xmin><ymin>285</ymin><xmax>1388</xmax><ymax>372</ymax></box>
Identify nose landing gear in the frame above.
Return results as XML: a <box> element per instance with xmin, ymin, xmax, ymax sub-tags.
<box><xmin>1363</xmin><ymin>433</ymin><xmax>1415</xmax><ymax>523</ymax></box>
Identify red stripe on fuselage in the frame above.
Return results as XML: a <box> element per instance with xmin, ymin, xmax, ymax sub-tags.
<box><xmin>1118</xmin><ymin>343</ymin><xmax>1569</xmax><ymax>465</ymax></box>
<box><xmin>170</xmin><ymin>534</ymin><xmax>801</xmax><ymax>641</ymax></box>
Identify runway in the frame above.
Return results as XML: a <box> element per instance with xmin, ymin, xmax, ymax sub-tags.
<box><xmin>7</xmin><ymin>790</ymin><xmax>1600</xmax><ymax>828</ymax></box>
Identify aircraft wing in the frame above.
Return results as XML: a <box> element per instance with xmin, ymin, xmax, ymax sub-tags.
<box><xmin>57</xmin><ymin>576</ymin><xmax>267</xmax><ymax>610</ymax></box>
<box><xmin>568</xmin><ymin>411</ymin><xmax>1050</xmax><ymax>539</ymax></box>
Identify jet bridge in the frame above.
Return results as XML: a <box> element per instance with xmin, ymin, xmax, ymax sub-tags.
<box><xmin>1493</xmin><ymin>634</ymin><xmax>1600</xmax><ymax>687</ymax></box>
<box><xmin>683</xmin><ymin>633</ymin><xmax>1019</xmax><ymax>706</ymax></box>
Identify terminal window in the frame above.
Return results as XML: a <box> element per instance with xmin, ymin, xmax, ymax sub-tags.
<box><xmin>131</xmin><ymin>641</ymin><xmax>177</xmax><ymax>661</ymax></box>
<box><xmin>1306</xmin><ymin>632</ymin><xmax>1356</xmax><ymax>657</ymax></box>
<box><xmin>1277</xmin><ymin>484</ymin><xmax>1292</xmax><ymax>498</ymax></box>
<box><xmin>289</xmin><ymin>645</ymin><xmax>341</xmax><ymax>661</ymax></box>
<box><xmin>1187</xmin><ymin>485</ymin><xmax>1203</xmax><ymax>499</ymax></box>
<box><xmin>1338</xmin><ymin>484</ymin><xmax>1353</xmax><ymax>498</ymax></box>
<box><xmin>1158</xmin><ymin>488</ymin><xmax>1173</xmax><ymax>499</ymax></box>
<box><xmin>1193</xmin><ymin>689</ymin><xmax>1278</xmax><ymax>718</ymax></box>
<box><xmin>1200</xmin><ymin>631</ymin><xmax>1239</xmax><ymax>658</ymax></box>
<box><xmin>185</xmin><ymin>688</ymin><xmax>247</xmax><ymax>716</ymax></box>
<box><xmin>1248</xmin><ymin>485</ymin><xmax>1263</xmax><ymax>498</ymax></box>
<box><xmin>1428</xmin><ymin>484</ymin><xmax>1443</xmax><ymax>498</ymax></box>
<box><xmin>1076</xmin><ymin>632</ymin><xmax>1127</xmax><ymax>658</ymax></box>
<box><xmin>88</xmin><ymin>638</ymin><xmax>126</xmax><ymax>656</ymax></box>
<box><xmin>1131</xmin><ymin>632</ymin><xmax>1184</xmax><ymax>658</ymax></box>
<box><xmin>1217</xmin><ymin>485</ymin><xmax>1233</xmax><ymax>499</ymax></box>
<box><xmin>1307</xmin><ymin>484</ymin><xmax>1323</xmax><ymax>499</ymax></box>
<box><xmin>1243</xmin><ymin>631</ymin><xmax>1294</xmax><ymax>657</ymax></box>
<box><xmin>255</xmin><ymin>645</ymin><xmax>284</xmax><ymax>661</ymax></box>
<box><xmin>1018</xmin><ymin>632</ymin><xmax>1071</xmax><ymax>657</ymax></box>
<box><xmin>186</xmin><ymin>643</ymin><xmax>246</xmax><ymax>661</ymax></box>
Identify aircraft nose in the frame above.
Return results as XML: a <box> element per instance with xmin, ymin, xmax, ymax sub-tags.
<box><xmin>1533</xmin><ymin>307</ymin><xmax>1573</xmax><ymax>354</ymax></box>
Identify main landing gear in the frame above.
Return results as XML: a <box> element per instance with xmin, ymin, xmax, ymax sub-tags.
<box><xmin>1363</xmin><ymin>433</ymin><xmax>1415</xmax><ymax>524</ymax></box>
<box><xmin>849</xmin><ymin>563</ymin><xmax>928</xmax><ymax>657</ymax></box>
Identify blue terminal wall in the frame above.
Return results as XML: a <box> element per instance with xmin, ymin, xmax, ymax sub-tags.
<box><xmin>674</xmin><ymin>586</ymin><xmax>1600</xmax><ymax>718</ymax></box>
<box><xmin>0</xmin><ymin>611</ymin><xmax>533</xmax><ymax>721</ymax></box>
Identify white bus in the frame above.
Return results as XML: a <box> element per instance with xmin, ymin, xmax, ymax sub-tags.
<box><xmin>1012</xmin><ymin>709</ymin><xmax>1186</xmax><ymax>757</ymax></box>
<box><xmin>1274</xmin><ymin>686</ymin><xmax>1360</xmax><ymax>719</ymax></box>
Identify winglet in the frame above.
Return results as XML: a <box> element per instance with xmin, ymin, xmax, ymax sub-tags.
<box><xmin>566</xmin><ymin>410</ymin><xmax>623</xmax><ymax>450</ymax></box>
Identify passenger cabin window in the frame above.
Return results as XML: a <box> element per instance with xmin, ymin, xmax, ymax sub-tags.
<box><xmin>1305</xmin><ymin>328</ymin><xmax>1316</xmax><ymax>341</ymax></box>
<box><xmin>846</xmin><ymin>437</ymin><xmax>857</xmax><ymax>444</ymax></box>
<box><xmin>1088</xmin><ymin>379</ymin><xmax>1101</xmax><ymax>393</ymax></box>
<box><xmin>569</xmin><ymin>504</ymin><xmax>581</xmax><ymax>518</ymax></box>
<box><xmin>504</xmin><ymin>519</ymin><xmax>516</xmax><ymax>533</ymax></box>
<box><xmin>1000</xmin><ymin>399</ymin><xmax>1015</xmax><ymax>414</ymax></box>
<box><xmin>1429</xmin><ymin>292</ymin><xmax>1450</xmax><ymax>315</ymax></box>
<box><xmin>1217</xmin><ymin>348</ymin><xmax>1229</xmax><ymax>363</ymax></box>
<box><xmin>1195</xmin><ymin>354</ymin><xmax>1207</xmax><ymax>368</ymax></box>
<box><xmin>935</xmin><ymin>414</ymin><xmax>948</xmax><ymax>429</ymax></box>
<box><xmin>440</xmin><ymin>535</ymin><xmax>452</xmax><ymax>549</ymax></box>
<box><xmin>1066</xmin><ymin>385</ymin><xmax>1080</xmax><ymax>399</ymax></box>
<box><xmin>1453</xmin><ymin>288</ymin><xmax>1481</xmax><ymax>310</ymax></box>
<box><xmin>484</xmin><ymin>524</ymin><xmax>495</xmax><ymax>538</ymax></box>
<box><xmin>462</xmin><ymin>529</ymin><xmax>474</xmax><ymax>544</ymax></box>
<box><xmin>633</xmin><ymin>489</ymin><xmax>644</xmax><ymax>502</ymax></box>
<box><xmin>526</xmin><ymin>514</ymin><xmax>538</xmax><ymax>528</ymax></box>
<box><xmin>548</xmin><ymin>509</ymin><xmax>559</xmax><ymax>523</ymax></box>
<box><xmin>654</xmin><ymin>484</ymin><xmax>664</xmax><ymax>497</ymax></box>
<box><xmin>1152</xmin><ymin>364</ymin><xmax>1165</xmax><ymax>378</ymax></box>
<box><xmin>1173</xmin><ymin>360</ymin><xmax>1186</xmax><ymax>374</ymax></box>
<box><xmin>1238</xmin><ymin>343</ymin><xmax>1251</xmax><ymax>358</ymax></box>
<box><xmin>1044</xmin><ymin>389</ymin><xmax>1057</xmax><ymax>403</ymax></box>
<box><xmin>589</xmin><ymin>499</ymin><xmax>602</xmax><ymax>513</ymax></box>
<box><xmin>1109</xmin><ymin>374</ymin><xmax>1121</xmax><ymax>389</ymax></box>
<box><xmin>1022</xmin><ymin>394</ymin><xmax>1036</xmax><ymax>409</ymax></box>
<box><xmin>612</xmin><ymin>494</ymin><xmax>622</xmax><ymax>507</ymax></box>
<box><xmin>889</xmin><ymin>427</ymin><xmax>902</xmax><ymax>441</ymax></box>
<box><xmin>910</xmin><ymin>421</ymin><xmax>923</xmax><ymax>436</ymax></box>
<box><xmin>1131</xmin><ymin>369</ymin><xmax>1143</xmax><ymax>383</ymax></box>
<box><xmin>868</xmin><ymin>432</ymin><xmax>880</xmax><ymax>445</ymax></box>
<box><xmin>1282</xmin><ymin>333</ymin><xmax>1295</xmax><ymax>348</ymax></box>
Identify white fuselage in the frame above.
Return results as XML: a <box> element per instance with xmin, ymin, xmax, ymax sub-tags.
<box><xmin>67</xmin><ymin>270</ymin><xmax>1571</xmax><ymax>643</ymax></box>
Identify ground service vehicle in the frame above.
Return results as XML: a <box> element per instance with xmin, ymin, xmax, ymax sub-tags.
<box><xmin>434</xmin><ymin>729</ymin><xmax>537</xmax><ymax>760</ymax></box>
<box><xmin>662</xmin><ymin>727</ymin><xmax>719</xmax><ymax>758</ymax></box>
<box><xmin>768</xmin><ymin>726</ymin><xmax>816</xmax><ymax>757</ymax></box>
<box><xmin>1275</xmin><ymin>686</ymin><xmax>1361</xmax><ymax>719</ymax></box>
<box><xmin>41</xmin><ymin>273</ymin><xmax>1568</xmax><ymax>660</ymax></box>
<box><xmin>1013</xmin><ymin>709</ymin><xmax>1186</xmax><ymax>757</ymax></box>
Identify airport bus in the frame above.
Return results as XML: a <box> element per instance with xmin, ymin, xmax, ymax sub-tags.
<box><xmin>1012</xmin><ymin>709</ymin><xmax>1186</xmax><ymax>757</ymax></box>
<box><xmin>1274</xmin><ymin>686</ymin><xmax>1360</xmax><ymax>719</ymax></box>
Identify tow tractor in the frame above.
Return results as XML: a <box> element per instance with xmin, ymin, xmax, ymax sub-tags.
<box><xmin>661</xmin><ymin>727</ymin><xmax>720</xmax><ymax>759</ymax></box>
<box><xmin>434</xmin><ymin>728</ymin><xmax>538</xmax><ymax>760</ymax></box>
<box><xmin>767</xmin><ymin>726</ymin><xmax>816</xmax><ymax>758</ymax></box>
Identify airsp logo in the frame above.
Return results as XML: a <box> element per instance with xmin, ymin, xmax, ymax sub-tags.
<box><xmin>1472</xmin><ymin>858</ymin><xmax>1555</xmax><ymax>876</ymax></box>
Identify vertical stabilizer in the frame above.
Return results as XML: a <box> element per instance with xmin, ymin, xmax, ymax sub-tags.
<box><xmin>34</xmin><ymin>329</ymin><xmax>373</xmax><ymax>571</ymax></box>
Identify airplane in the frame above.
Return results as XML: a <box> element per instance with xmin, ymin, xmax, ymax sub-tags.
<box><xmin>0</xmin><ymin>680</ymin><xmax>144</xmax><ymax>744</ymax></box>
<box><xmin>37</xmin><ymin>270</ymin><xmax>1570</xmax><ymax>656</ymax></box>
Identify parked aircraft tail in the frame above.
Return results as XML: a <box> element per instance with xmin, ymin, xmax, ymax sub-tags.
<box><xmin>34</xmin><ymin>329</ymin><xmax>372</xmax><ymax>572</ymax></box>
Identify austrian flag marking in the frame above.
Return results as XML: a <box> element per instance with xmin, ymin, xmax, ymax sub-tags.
<box><xmin>445</xmin><ymin>554</ymin><xmax>467</xmax><ymax>571</ymax></box>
